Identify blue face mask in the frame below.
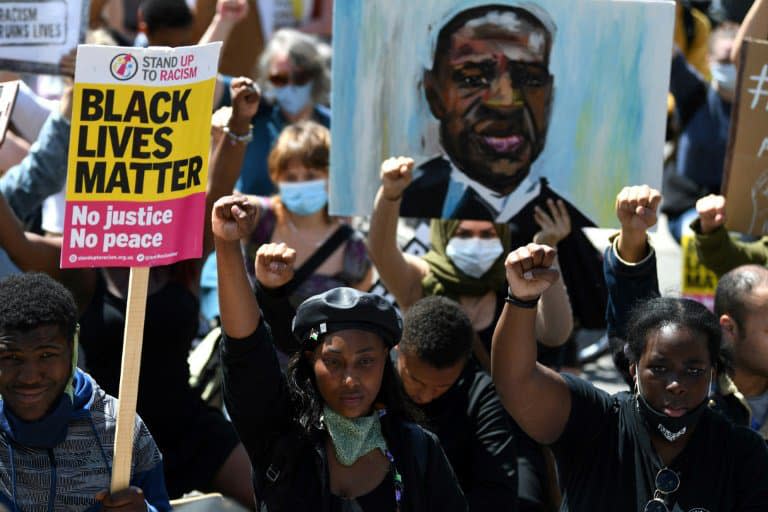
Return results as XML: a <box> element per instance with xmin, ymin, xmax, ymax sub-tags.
<box><xmin>273</xmin><ymin>83</ymin><xmax>313</xmax><ymax>115</ymax></box>
<box><xmin>279</xmin><ymin>179</ymin><xmax>328</xmax><ymax>216</ymax></box>
<box><xmin>710</xmin><ymin>61</ymin><xmax>737</xmax><ymax>93</ymax></box>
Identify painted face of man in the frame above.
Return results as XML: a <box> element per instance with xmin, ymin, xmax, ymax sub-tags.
<box><xmin>425</xmin><ymin>8</ymin><xmax>553</xmax><ymax>194</ymax></box>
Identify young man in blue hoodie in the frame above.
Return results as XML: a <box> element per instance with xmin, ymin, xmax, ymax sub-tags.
<box><xmin>0</xmin><ymin>272</ymin><xmax>171</xmax><ymax>511</ymax></box>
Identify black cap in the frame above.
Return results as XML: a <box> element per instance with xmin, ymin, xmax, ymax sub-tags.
<box><xmin>292</xmin><ymin>288</ymin><xmax>402</xmax><ymax>348</ymax></box>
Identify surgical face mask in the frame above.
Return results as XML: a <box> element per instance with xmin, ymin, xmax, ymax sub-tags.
<box><xmin>279</xmin><ymin>179</ymin><xmax>328</xmax><ymax>216</ymax></box>
<box><xmin>635</xmin><ymin>370</ymin><xmax>712</xmax><ymax>443</ymax></box>
<box><xmin>445</xmin><ymin>237</ymin><xmax>504</xmax><ymax>278</ymax></box>
<box><xmin>273</xmin><ymin>83</ymin><xmax>313</xmax><ymax>115</ymax></box>
<box><xmin>710</xmin><ymin>62</ymin><xmax>737</xmax><ymax>93</ymax></box>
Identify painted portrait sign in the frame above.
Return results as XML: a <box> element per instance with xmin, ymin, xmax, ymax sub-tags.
<box><xmin>330</xmin><ymin>0</ymin><xmax>675</xmax><ymax>227</ymax></box>
<box><xmin>0</xmin><ymin>0</ymin><xmax>89</xmax><ymax>74</ymax></box>
<box><xmin>723</xmin><ymin>38</ymin><xmax>768</xmax><ymax>236</ymax></box>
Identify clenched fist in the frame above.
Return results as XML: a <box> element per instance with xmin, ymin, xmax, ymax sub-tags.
<box><xmin>212</xmin><ymin>195</ymin><xmax>259</xmax><ymax>242</ymax></box>
<box><xmin>255</xmin><ymin>242</ymin><xmax>297</xmax><ymax>289</ymax></box>
<box><xmin>379</xmin><ymin>156</ymin><xmax>414</xmax><ymax>201</ymax></box>
<box><xmin>505</xmin><ymin>244</ymin><xmax>560</xmax><ymax>302</ymax></box>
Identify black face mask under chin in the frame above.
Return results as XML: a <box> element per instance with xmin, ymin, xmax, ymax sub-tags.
<box><xmin>634</xmin><ymin>375</ymin><xmax>711</xmax><ymax>443</ymax></box>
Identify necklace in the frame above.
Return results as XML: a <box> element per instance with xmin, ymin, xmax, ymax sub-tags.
<box><xmin>285</xmin><ymin>215</ymin><xmax>338</xmax><ymax>247</ymax></box>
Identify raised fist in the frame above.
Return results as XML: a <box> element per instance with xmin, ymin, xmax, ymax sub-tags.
<box><xmin>379</xmin><ymin>156</ymin><xmax>414</xmax><ymax>201</ymax></box>
<box><xmin>230</xmin><ymin>77</ymin><xmax>260</xmax><ymax>127</ymax></box>
<box><xmin>695</xmin><ymin>194</ymin><xmax>726</xmax><ymax>234</ymax></box>
<box><xmin>211</xmin><ymin>195</ymin><xmax>259</xmax><ymax>241</ymax></box>
<box><xmin>255</xmin><ymin>242</ymin><xmax>297</xmax><ymax>289</ymax></box>
<box><xmin>615</xmin><ymin>185</ymin><xmax>661</xmax><ymax>233</ymax></box>
<box><xmin>505</xmin><ymin>244</ymin><xmax>560</xmax><ymax>302</ymax></box>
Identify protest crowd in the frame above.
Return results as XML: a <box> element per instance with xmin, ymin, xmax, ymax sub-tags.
<box><xmin>0</xmin><ymin>0</ymin><xmax>767</xmax><ymax>510</ymax></box>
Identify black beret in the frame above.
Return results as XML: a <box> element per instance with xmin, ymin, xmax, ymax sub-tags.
<box><xmin>292</xmin><ymin>288</ymin><xmax>402</xmax><ymax>348</ymax></box>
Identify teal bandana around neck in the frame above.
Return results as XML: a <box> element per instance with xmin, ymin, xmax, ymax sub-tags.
<box><xmin>323</xmin><ymin>405</ymin><xmax>388</xmax><ymax>466</ymax></box>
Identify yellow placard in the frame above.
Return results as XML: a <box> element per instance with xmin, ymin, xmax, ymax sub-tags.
<box><xmin>66</xmin><ymin>78</ymin><xmax>215</xmax><ymax>203</ymax></box>
<box><xmin>681</xmin><ymin>233</ymin><xmax>718</xmax><ymax>297</ymax></box>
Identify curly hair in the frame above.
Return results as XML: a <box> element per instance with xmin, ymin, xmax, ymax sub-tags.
<box><xmin>625</xmin><ymin>297</ymin><xmax>732</xmax><ymax>375</ymax></box>
<box><xmin>400</xmin><ymin>296</ymin><xmax>473</xmax><ymax>368</ymax></box>
<box><xmin>286</xmin><ymin>345</ymin><xmax>420</xmax><ymax>434</ymax></box>
<box><xmin>0</xmin><ymin>273</ymin><xmax>78</xmax><ymax>342</ymax></box>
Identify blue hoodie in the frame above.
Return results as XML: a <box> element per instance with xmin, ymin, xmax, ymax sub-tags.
<box><xmin>0</xmin><ymin>369</ymin><xmax>171</xmax><ymax>511</ymax></box>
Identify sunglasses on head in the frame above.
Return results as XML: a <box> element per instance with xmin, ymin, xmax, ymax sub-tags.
<box><xmin>268</xmin><ymin>70</ymin><xmax>313</xmax><ymax>87</ymax></box>
<box><xmin>643</xmin><ymin>467</ymin><xmax>680</xmax><ymax>512</ymax></box>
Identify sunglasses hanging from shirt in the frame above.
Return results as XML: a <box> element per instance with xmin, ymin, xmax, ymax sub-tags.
<box><xmin>643</xmin><ymin>467</ymin><xmax>680</xmax><ymax>512</ymax></box>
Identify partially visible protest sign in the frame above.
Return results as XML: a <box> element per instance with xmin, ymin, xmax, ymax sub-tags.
<box><xmin>0</xmin><ymin>81</ymin><xmax>20</xmax><ymax>145</ymax></box>
<box><xmin>0</xmin><ymin>0</ymin><xmax>88</xmax><ymax>74</ymax></box>
<box><xmin>723</xmin><ymin>38</ymin><xmax>768</xmax><ymax>236</ymax></box>
<box><xmin>680</xmin><ymin>234</ymin><xmax>718</xmax><ymax>311</ymax></box>
<box><xmin>61</xmin><ymin>43</ymin><xmax>221</xmax><ymax>269</ymax></box>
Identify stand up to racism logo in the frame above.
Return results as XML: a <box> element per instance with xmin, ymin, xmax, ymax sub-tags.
<box><xmin>110</xmin><ymin>54</ymin><xmax>139</xmax><ymax>81</ymax></box>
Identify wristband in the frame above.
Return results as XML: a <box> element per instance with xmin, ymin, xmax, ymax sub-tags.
<box><xmin>223</xmin><ymin>124</ymin><xmax>254</xmax><ymax>144</ymax></box>
<box><xmin>505</xmin><ymin>288</ymin><xmax>540</xmax><ymax>309</ymax></box>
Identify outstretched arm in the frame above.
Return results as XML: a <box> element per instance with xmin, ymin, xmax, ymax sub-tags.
<box><xmin>693</xmin><ymin>194</ymin><xmax>768</xmax><ymax>275</ymax></box>
<box><xmin>491</xmin><ymin>244</ymin><xmax>570</xmax><ymax>445</ymax></box>
<box><xmin>605</xmin><ymin>185</ymin><xmax>662</xmax><ymax>339</ymax></box>
<box><xmin>367</xmin><ymin>156</ymin><xmax>429</xmax><ymax>309</ymax></box>
<box><xmin>203</xmin><ymin>78</ymin><xmax>260</xmax><ymax>257</ymax></box>
<box><xmin>214</xmin><ymin>194</ymin><xmax>261</xmax><ymax>337</ymax></box>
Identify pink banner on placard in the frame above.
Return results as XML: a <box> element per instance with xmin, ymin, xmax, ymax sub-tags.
<box><xmin>60</xmin><ymin>193</ymin><xmax>205</xmax><ymax>268</ymax></box>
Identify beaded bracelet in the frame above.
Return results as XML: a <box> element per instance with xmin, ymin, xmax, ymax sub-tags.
<box><xmin>505</xmin><ymin>289</ymin><xmax>540</xmax><ymax>309</ymax></box>
<box><xmin>223</xmin><ymin>124</ymin><xmax>254</xmax><ymax>144</ymax></box>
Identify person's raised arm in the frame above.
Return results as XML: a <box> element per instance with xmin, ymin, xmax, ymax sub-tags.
<box><xmin>491</xmin><ymin>244</ymin><xmax>570</xmax><ymax>445</ymax></box>
<box><xmin>198</xmin><ymin>0</ymin><xmax>248</xmax><ymax>45</ymax></box>
<box><xmin>606</xmin><ymin>185</ymin><xmax>662</xmax><ymax>340</ymax></box>
<box><xmin>693</xmin><ymin>194</ymin><xmax>768</xmax><ymax>275</ymax></box>
<box><xmin>213</xmin><ymin>194</ymin><xmax>261</xmax><ymax>338</ymax></box>
<box><xmin>533</xmin><ymin>198</ymin><xmax>573</xmax><ymax>346</ymax></box>
<box><xmin>367</xmin><ymin>156</ymin><xmax>430</xmax><ymax>309</ymax></box>
<box><xmin>203</xmin><ymin>78</ymin><xmax>260</xmax><ymax>257</ymax></box>
<box><xmin>253</xmin><ymin>242</ymin><xmax>300</xmax><ymax>349</ymax></box>
<box><xmin>732</xmin><ymin>0</ymin><xmax>768</xmax><ymax>65</ymax></box>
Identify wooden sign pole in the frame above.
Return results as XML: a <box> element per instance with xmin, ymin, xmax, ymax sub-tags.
<box><xmin>110</xmin><ymin>266</ymin><xmax>150</xmax><ymax>492</ymax></box>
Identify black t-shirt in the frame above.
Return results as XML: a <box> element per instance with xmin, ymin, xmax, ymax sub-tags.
<box><xmin>330</xmin><ymin>468</ymin><xmax>396</xmax><ymax>511</ymax></box>
<box><xmin>419</xmin><ymin>360</ymin><xmax>518</xmax><ymax>511</ymax></box>
<box><xmin>552</xmin><ymin>374</ymin><xmax>768</xmax><ymax>511</ymax></box>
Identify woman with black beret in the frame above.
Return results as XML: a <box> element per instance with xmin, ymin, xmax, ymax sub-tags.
<box><xmin>212</xmin><ymin>194</ymin><xmax>468</xmax><ymax>511</ymax></box>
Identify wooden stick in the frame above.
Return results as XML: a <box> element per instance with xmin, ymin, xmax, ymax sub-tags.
<box><xmin>110</xmin><ymin>266</ymin><xmax>150</xmax><ymax>493</ymax></box>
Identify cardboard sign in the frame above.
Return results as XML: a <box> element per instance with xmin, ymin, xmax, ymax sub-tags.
<box><xmin>329</xmin><ymin>0</ymin><xmax>674</xmax><ymax>226</ymax></box>
<box><xmin>723</xmin><ymin>38</ymin><xmax>768</xmax><ymax>236</ymax></box>
<box><xmin>0</xmin><ymin>81</ymin><xmax>20</xmax><ymax>145</ymax></box>
<box><xmin>61</xmin><ymin>43</ymin><xmax>222</xmax><ymax>268</ymax></box>
<box><xmin>680</xmin><ymin>233</ymin><xmax>717</xmax><ymax>311</ymax></box>
<box><xmin>0</xmin><ymin>0</ymin><xmax>89</xmax><ymax>74</ymax></box>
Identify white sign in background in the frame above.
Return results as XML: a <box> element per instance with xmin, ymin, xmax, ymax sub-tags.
<box><xmin>0</xmin><ymin>0</ymin><xmax>88</xmax><ymax>74</ymax></box>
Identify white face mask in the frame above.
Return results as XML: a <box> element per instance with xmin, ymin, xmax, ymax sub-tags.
<box><xmin>710</xmin><ymin>61</ymin><xmax>737</xmax><ymax>93</ymax></box>
<box><xmin>446</xmin><ymin>237</ymin><xmax>504</xmax><ymax>278</ymax></box>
